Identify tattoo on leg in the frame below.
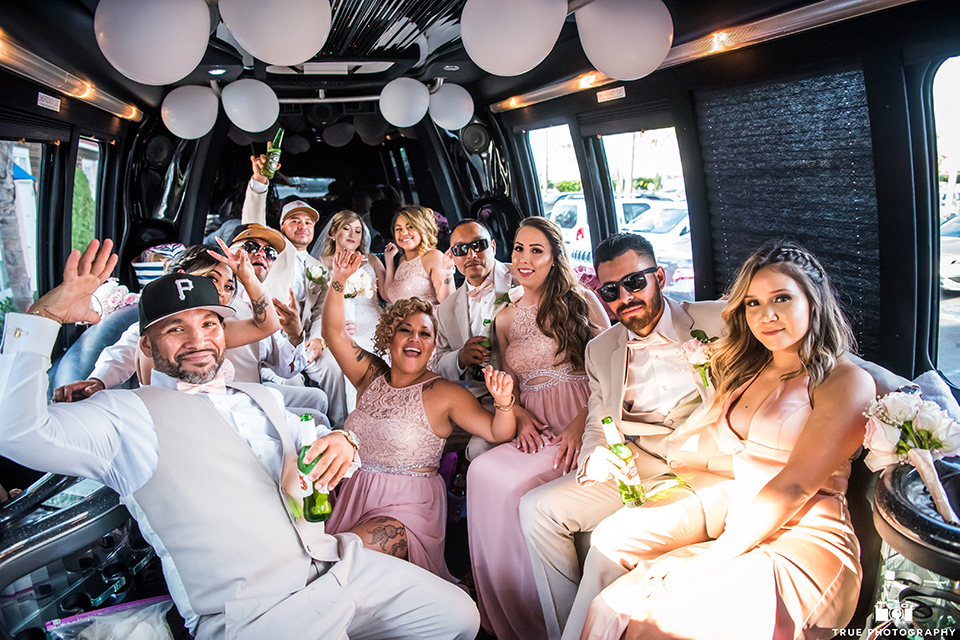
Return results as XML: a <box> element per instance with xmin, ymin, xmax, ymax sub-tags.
<box><xmin>366</xmin><ymin>516</ymin><xmax>407</xmax><ymax>558</ymax></box>
<box><xmin>251</xmin><ymin>294</ymin><xmax>268</xmax><ymax>326</ymax></box>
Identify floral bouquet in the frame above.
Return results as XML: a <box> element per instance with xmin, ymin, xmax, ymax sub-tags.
<box><xmin>92</xmin><ymin>278</ymin><xmax>139</xmax><ymax>317</ymax></box>
<box><xmin>678</xmin><ymin>329</ymin><xmax>718</xmax><ymax>387</ymax></box>
<box><xmin>306</xmin><ymin>264</ymin><xmax>328</xmax><ymax>288</ymax></box>
<box><xmin>343</xmin><ymin>268</ymin><xmax>374</xmax><ymax>300</ymax></box>
<box><xmin>863</xmin><ymin>389</ymin><xmax>960</xmax><ymax>524</ymax></box>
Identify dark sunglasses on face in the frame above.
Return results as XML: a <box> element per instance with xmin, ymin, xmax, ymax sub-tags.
<box><xmin>241</xmin><ymin>240</ymin><xmax>278</xmax><ymax>261</ymax></box>
<box><xmin>450</xmin><ymin>238</ymin><xmax>491</xmax><ymax>257</ymax></box>
<box><xmin>596</xmin><ymin>267</ymin><xmax>659</xmax><ymax>303</ymax></box>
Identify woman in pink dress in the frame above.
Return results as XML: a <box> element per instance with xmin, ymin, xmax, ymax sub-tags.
<box><xmin>320</xmin><ymin>249</ymin><xmax>517</xmax><ymax>582</ymax></box>
<box><xmin>468</xmin><ymin>217</ymin><xmax>610</xmax><ymax>640</ymax></box>
<box><xmin>383</xmin><ymin>205</ymin><xmax>454</xmax><ymax>305</ymax></box>
<box><xmin>579</xmin><ymin>241</ymin><xmax>875</xmax><ymax>640</ymax></box>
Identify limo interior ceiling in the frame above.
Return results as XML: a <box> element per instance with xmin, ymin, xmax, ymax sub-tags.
<box><xmin>0</xmin><ymin>0</ymin><xmax>957</xmax><ymax>380</ymax></box>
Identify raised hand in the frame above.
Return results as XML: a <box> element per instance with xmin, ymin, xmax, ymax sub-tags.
<box><xmin>28</xmin><ymin>239</ymin><xmax>118</xmax><ymax>325</ymax></box>
<box><xmin>250</xmin><ymin>142</ymin><xmax>277</xmax><ymax>185</ymax></box>
<box><xmin>384</xmin><ymin>243</ymin><xmax>398</xmax><ymax>261</ymax></box>
<box><xmin>441</xmin><ymin>249</ymin><xmax>456</xmax><ymax>272</ymax></box>
<box><xmin>273</xmin><ymin>288</ymin><xmax>303</xmax><ymax>344</ymax></box>
<box><xmin>331</xmin><ymin>249</ymin><xmax>363</xmax><ymax>282</ymax></box>
<box><xmin>209</xmin><ymin>237</ymin><xmax>255</xmax><ymax>283</ymax></box>
<box><xmin>483</xmin><ymin>366</ymin><xmax>514</xmax><ymax>407</ymax></box>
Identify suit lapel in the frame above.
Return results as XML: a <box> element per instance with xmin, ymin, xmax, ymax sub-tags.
<box><xmin>611</xmin><ymin>326</ymin><xmax>629</xmax><ymax>421</ymax></box>
<box><xmin>669</xmin><ymin>298</ymin><xmax>696</xmax><ymax>341</ymax></box>
<box><xmin>453</xmin><ymin>287</ymin><xmax>470</xmax><ymax>342</ymax></box>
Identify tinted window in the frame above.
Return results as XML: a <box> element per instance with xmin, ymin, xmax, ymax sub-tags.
<box><xmin>935</xmin><ymin>56</ymin><xmax>960</xmax><ymax>384</ymax></box>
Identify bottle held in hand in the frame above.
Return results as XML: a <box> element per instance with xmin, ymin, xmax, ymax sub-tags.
<box><xmin>470</xmin><ymin>318</ymin><xmax>493</xmax><ymax>382</ymax></box>
<box><xmin>601</xmin><ymin>416</ymin><xmax>646</xmax><ymax>507</ymax></box>
<box><xmin>296</xmin><ymin>414</ymin><xmax>331</xmax><ymax>522</ymax></box>
<box><xmin>261</xmin><ymin>128</ymin><xmax>285</xmax><ymax>179</ymax></box>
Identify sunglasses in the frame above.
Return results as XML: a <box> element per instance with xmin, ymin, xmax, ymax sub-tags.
<box><xmin>450</xmin><ymin>238</ymin><xmax>491</xmax><ymax>257</ymax></box>
<box><xmin>596</xmin><ymin>267</ymin><xmax>659</xmax><ymax>303</ymax></box>
<box><xmin>241</xmin><ymin>240</ymin><xmax>278</xmax><ymax>261</ymax></box>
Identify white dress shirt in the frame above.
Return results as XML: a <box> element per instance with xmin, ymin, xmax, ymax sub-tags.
<box><xmin>621</xmin><ymin>302</ymin><xmax>698</xmax><ymax>421</ymax></box>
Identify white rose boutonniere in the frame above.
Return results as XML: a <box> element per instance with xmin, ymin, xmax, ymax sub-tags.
<box><xmin>494</xmin><ymin>285</ymin><xmax>525</xmax><ymax>307</ymax></box>
<box><xmin>306</xmin><ymin>264</ymin><xmax>329</xmax><ymax>289</ymax></box>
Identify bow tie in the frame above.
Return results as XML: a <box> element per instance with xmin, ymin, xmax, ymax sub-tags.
<box><xmin>467</xmin><ymin>278</ymin><xmax>495</xmax><ymax>301</ymax></box>
<box><xmin>176</xmin><ymin>359</ymin><xmax>233</xmax><ymax>395</ymax></box>
<box><xmin>626</xmin><ymin>332</ymin><xmax>672</xmax><ymax>350</ymax></box>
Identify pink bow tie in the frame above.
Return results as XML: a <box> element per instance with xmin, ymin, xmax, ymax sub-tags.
<box><xmin>626</xmin><ymin>332</ymin><xmax>672</xmax><ymax>350</ymax></box>
<box><xmin>468</xmin><ymin>278</ymin><xmax>495</xmax><ymax>301</ymax></box>
<box><xmin>176</xmin><ymin>364</ymin><xmax>230</xmax><ymax>395</ymax></box>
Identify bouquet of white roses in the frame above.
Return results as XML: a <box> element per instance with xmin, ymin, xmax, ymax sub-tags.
<box><xmin>343</xmin><ymin>268</ymin><xmax>374</xmax><ymax>299</ymax></box>
<box><xmin>863</xmin><ymin>389</ymin><xmax>960</xmax><ymax>524</ymax></box>
<box><xmin>306</xmin><ymin>264</ymin><xmax>328</xmax><ymax>288</ymax></box>
<box><xmin>92</xmin><ymin>278</ymin><xmax>139</xmax><ymax>317</ymax></box>
<box><xmin>677</xmin><ymin>329</ymin><xmax>718</xmax><ymax>387</ymax></box>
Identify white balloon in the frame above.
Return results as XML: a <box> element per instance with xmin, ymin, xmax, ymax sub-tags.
<box><xmin>161</xmin><ymin>86</ymin><xmax>219</xmax><ymax>139</ymax></box>
<box><xmin>379</xmin><ymin>78</ymin><xmax>429</xmax><ymax>128</ymax></box>
<box><xmin>322</xmin><ymin>123</ymin><xmax>356</xmax><ymax>148</ymax></box>
<box><xmin>460</xmin><ymin>0</ymin><xmax>566</xmax><ymax>77</ymax></box>
<box><xmin>220</xmin><ymin>0</ymin><xmax>331</xmax><ymax>66</ymax></box>
<box><xmin>94</xmin><ymin>0</ymin><xmax>210</xmax><ymax>85</ymax></box>
<box><xmin>576</xmin><ymin>0</ymin><xmax>674</xmax><ymax>81</ymax></box>
<box><xmin>429</xmin><ymin>84</ymin><xmax>474</xmax><ymax>131</ymax></box>
<box><xmin>221</xmin><ymin>79</ymin><xmax>279</xmax><ymax>132</ymax></box>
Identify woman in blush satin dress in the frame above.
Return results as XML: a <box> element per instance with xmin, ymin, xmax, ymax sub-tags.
<box><xmin>579</xmin><ymin>241</ymin><xmax>875</xmax><ymax>640</ymax></box>
<box><xmin>383</xmin><ymin>205</ymin><xmax>454</xmax><ymax>306</ymax></box>
<box><xmin>321</xmin><ymin>249</ymin><xmax>517</xmax><ymax>582</ymax></box>
<box><xmin>468</xmin><ymin>217</ymin><xmax>610</xmax><ymax>640</ymax></box>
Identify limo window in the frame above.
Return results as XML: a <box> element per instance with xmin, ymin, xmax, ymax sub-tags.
<box><xmin>935</xmin><ymin>56</ymin><xmax>960</xmax><ymax>385</ymax></box>
<box><xmin>72</xmin><ymin>137</ymin><xmax>101</xmax><ymax>251</ymax></box>
<box><xmin>0</xmin><ymin>140</ymin><xmax>43</xmax><ymax>316</ymax></box>
<box><xmin>528</xmin><ymin>125</ymin><xmax>589</xmax><ymax>262</ymax></box>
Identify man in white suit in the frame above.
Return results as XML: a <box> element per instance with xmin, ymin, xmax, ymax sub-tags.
<box><xmin>434</xmin><ymin>219</ymin><xmax>526</xmax><ymax>458</ymax></box>
<box><xmin>519</xmin><ymin>232</ymin><xmax>733</xmax><ymax>640</ymax></box>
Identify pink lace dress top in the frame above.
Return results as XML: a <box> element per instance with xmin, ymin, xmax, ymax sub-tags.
<box><xmin>386</xmin><ymin>255</ymin><xmax>439</xmax><ymax>305</ymax></box>
<box><xmin>346</xmin><ymin>374</ymin><xmax>445</xmax><ymax>476</ymax></box>
<box><xmin>505</xmin><ymin>302</ymin><xmax>589</xmax><ymax>396</ymax></box>
<box><xmin>325</xmin><ymin>373</ymin><xmax>456</xmax><ymax>582</ymax></box>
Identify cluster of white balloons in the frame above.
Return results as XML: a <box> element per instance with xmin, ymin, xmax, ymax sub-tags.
<box><xmin>379</xmin><ymin>79</ymin><xmax>475</xmax><ymax>131</ymax></box>
<box><xmin>460</xmin><ymin>0</ymin><xmax>674</xmax><ymax>82</ymax></box>
<box><xmin>160</xmin><ymin>79</ymin><xmax>279</xmax><ymax>139</ymax></box>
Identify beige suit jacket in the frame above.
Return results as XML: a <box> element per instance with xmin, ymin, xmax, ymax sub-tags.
<box><xmin>577</xmin><ymin>297</ymin><xmax>733</xmax><ymax>537</ymax></box>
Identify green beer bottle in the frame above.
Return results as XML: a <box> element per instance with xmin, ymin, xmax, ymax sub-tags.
<box><xmin>296</xmin><ymin>414</ymin><xmax>331</xmax><ymax>522</ymax></box>
<box><xmin>261</xmin><ymin>128</ymin><xmax>285</xmax><ymax>179</ymax></box>
<box><xmin>470</xmin><ymin>318</ymin><xmax>493</xmax><ymax>382</ymax></box>
<box><xmin>600</xmin><ymin>416</ymin><xmax>645</xmax><ymax>507</ymax></box>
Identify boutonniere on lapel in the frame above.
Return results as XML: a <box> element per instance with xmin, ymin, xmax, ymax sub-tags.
<box><xmin>678</xmin><ymin>329</ymin><xmax>719</xmax><ymax>387</ymax></box>
<box><xmin>494</xmin><ymin>285</ymin><xmax>525</xmax><ymax>307</ymax></box>
<box><xmin>306</xmin><ymin>264</ymin><xmax>329</xmax><ymax>291</ymax></box>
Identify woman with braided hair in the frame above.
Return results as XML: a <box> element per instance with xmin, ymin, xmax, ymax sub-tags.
<box><xmin>579</xmin><ymin>240</ymin><xmax>875</xmax><ymax>640</ymax></box>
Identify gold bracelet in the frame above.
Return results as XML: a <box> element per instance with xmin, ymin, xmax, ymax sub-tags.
<box><xmin>494</xmin><ymin>396</ymin><xmax>516</xmax><ymax>412</ymax></box>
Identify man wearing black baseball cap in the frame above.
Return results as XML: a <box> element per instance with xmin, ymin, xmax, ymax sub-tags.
<box><xmin>0</xmin><ymin>240</ymin><xmax>478</xmax><ymax>639</ymax></box>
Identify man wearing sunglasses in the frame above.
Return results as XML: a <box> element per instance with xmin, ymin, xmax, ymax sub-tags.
<box><xmin>519</xmin><ymin>232</ymin><xmax>733</xmax><ymax>640</ymax></box>
<box><xmin>435</xmin><ymin>219</ymin><xmax>525</xmax><ymax>458</ymax></box>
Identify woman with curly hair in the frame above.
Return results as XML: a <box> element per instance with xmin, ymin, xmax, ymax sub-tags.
<box><xmin>383</xmin><ymin>205</ymin><xmax>454</xmax><ymax>305</ymax></box>
<box><xmin>468</xmin><ymin>216</ymin><xmax>610</xmax><ymax>640</ymax></box>
<box><xmin>320</xmin><ymin>249</ymin><xmax>517</xmax><ymax>582</ymax></box>
<box><xmin>579</xmin><ymin>240</ymin><xmax>875</xmax><ymax>640</ymax></box>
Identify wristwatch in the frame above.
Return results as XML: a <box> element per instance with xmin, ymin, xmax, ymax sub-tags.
<box><xmin>338</xmin><ymin>429</ymin><xmax>361</xmax><ymax>452</ymax></box>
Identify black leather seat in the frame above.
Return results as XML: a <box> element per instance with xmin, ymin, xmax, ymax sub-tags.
<box><xmin>48</xmin><ymin>305</ymin><xmax>140</xmax><ymax>392</ymax></box>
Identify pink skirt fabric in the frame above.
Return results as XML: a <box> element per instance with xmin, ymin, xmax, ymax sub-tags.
<box><xmin>467</xmin><ymin>378</ymin><xmax>590</xmax><ymax>640</ymax></box>
<box><xmin>326</xmin><ymin>468</ymin><xmax>456</xmax><ymax>583</ymax></box>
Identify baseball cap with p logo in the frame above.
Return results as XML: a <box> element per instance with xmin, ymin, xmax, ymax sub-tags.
<box><xmin>139</xmin><ymin>274</ymin><xmax>236</xmax><ymax>334</ymax></box>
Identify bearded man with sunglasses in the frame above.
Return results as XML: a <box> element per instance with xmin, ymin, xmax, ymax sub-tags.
<box><xmin>519</xmin><ymin>232</ymin><xmax>734</xmax><ymax>640</ymax></box>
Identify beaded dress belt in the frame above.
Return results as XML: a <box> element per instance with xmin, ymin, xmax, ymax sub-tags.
<box><xmin>361</xmin><ymin>462</ymin><xmax>437</xmax><ymax>477</ymax></box>
<box><xmin>519</xmin><ymin>365</ymin><xmax>588</xmax><ymax>392</ymax></box>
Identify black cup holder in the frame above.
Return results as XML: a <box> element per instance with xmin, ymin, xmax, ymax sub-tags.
<box><xmin>59</xmin><ymin>592</ymin><xmax>91</xmax><ymax>617</ymax></box>
<box><xmin>63</xmin><ymin>551</ymin><xmax>98</xmax><ymax>574</ymax></box>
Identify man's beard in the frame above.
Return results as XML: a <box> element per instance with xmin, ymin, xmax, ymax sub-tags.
<box><xmin>616</xmin><ymin>292</ymin><xmax>665</xmax><ymax>335</ymax></box>
<box><xmin>153</xmin><ymin>349</ymin><xmax>225</xmax><ymax>384</ymax></box>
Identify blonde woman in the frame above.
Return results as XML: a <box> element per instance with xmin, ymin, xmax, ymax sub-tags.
<box><xmin>383</xmin><ymin>205</ymin><xmax>454</xmax><ymax>305</ymax></box>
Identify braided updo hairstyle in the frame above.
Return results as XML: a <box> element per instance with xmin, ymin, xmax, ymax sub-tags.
<box><xmin>711</xmin><ymin>240</ymin><xmax>855</xmax><ymax>398</ymax></box>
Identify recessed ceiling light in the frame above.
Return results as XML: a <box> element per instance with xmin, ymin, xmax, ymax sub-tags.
<box><xmin>208</xmin><ymin>68</ymin><xmax>227</xmax><ymax>76</ymax></box>
<box><xmin>443</xmin><ymin>64</ymin><xmax>460</xmax><ymax>72</ymax></box>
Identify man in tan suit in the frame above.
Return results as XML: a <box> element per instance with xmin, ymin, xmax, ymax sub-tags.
<box><xmin>518</xmin><ymin>232</ymin><xmax>733</xmax><ymax>640</ymax></box>
<box><xmin>0</xmin><ymin>243</ymin><xmax>479</xmax><ymax>640</ymax></box>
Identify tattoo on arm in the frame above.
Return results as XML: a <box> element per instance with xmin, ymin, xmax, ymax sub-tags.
<box><xmin>332</xmin><ymin>281</ymin><xmax>344</xmax><ymax>293</ymax></box>
<box><xmin>443</xmin><ymin>276</ymin><xmax>452</xmax><ymax>285</ymax></box>
<box><xmin>251</xmin><ymin>294</ymin><xmax>268</xmax><ymax>326</ymax></box>
<box><xmin>351</xmin><ymin>342</ymin><xmax>389</xmax><ymax>379</ymax></box>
